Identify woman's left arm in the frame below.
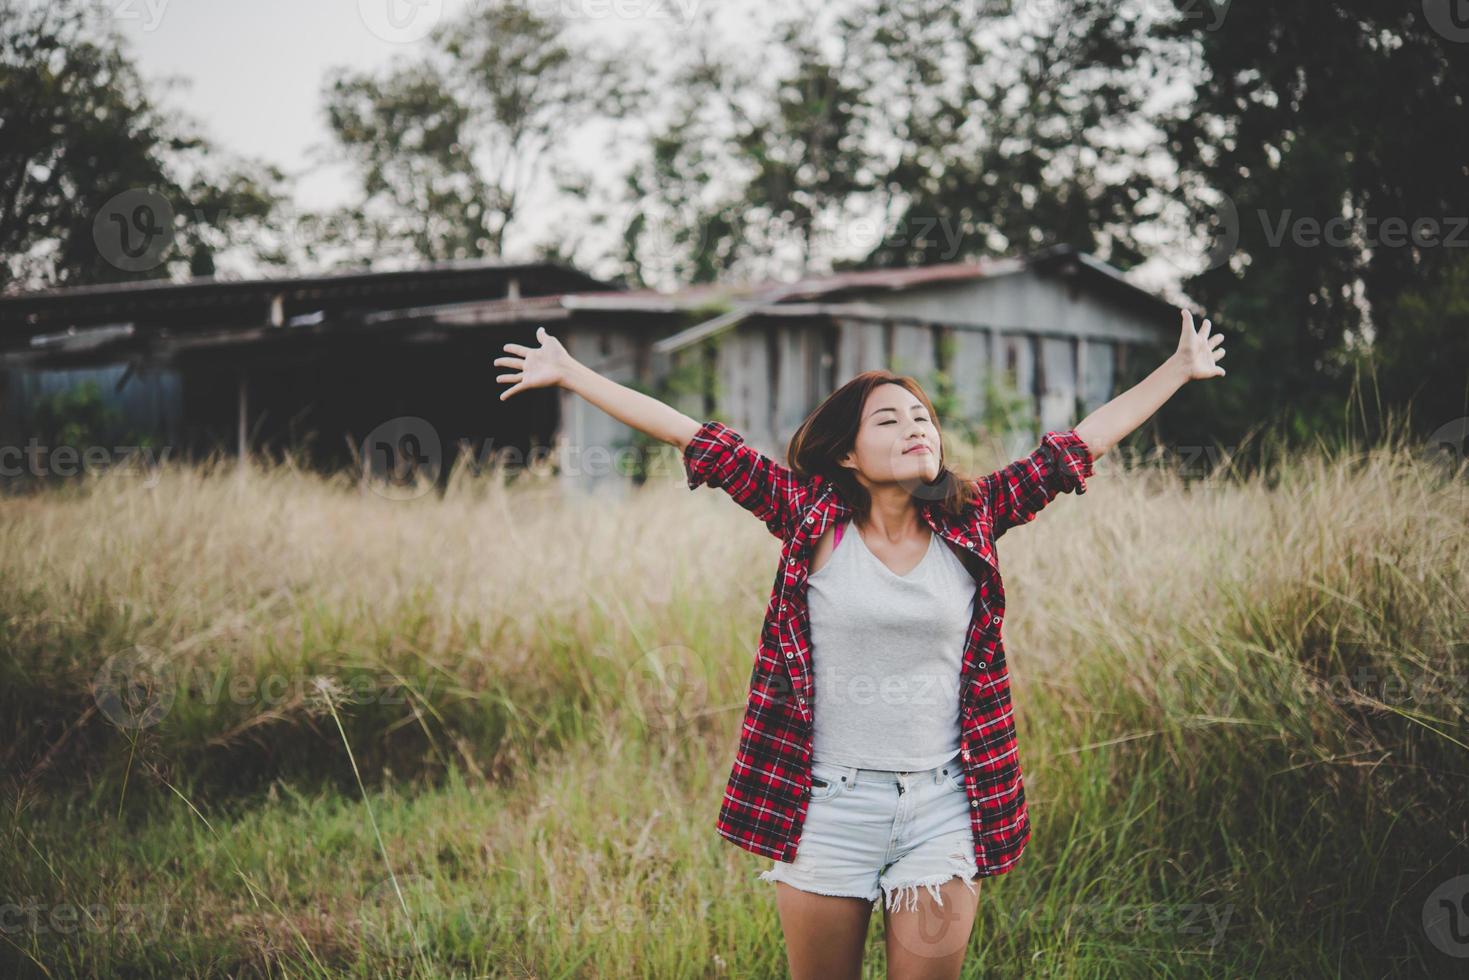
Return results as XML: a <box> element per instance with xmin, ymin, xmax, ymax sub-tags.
<box><xmin>978</xmin><ymin>309</ymin><xmax>1226</xmax><ymax>538</ymax></box>
<box><xmin>1073</xmin><ymin>309</ymin><xmax>1226</xmax><ymax>460</ymax></box>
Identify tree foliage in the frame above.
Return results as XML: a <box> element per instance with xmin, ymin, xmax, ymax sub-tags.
<box><xmin>318</xmin><ymin>0</ymin><xmax>637</xmax><ymax>264</ymax></box>
<box><xmin>0</xmin><ymin>0</ymin><xmax>287</xmax><ymax>291</ymax></box>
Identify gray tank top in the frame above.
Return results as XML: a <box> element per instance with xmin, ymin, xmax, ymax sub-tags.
<box><xmin>807</xmin><ymin>519</ymin><xmax>976</xmax><ymax>770</ymax></box>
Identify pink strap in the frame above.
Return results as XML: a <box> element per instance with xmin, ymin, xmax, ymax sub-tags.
<box><xmin>834</xmin><ymin>521</ymin><xmax>845</xmax><ymax>548</ymax></box>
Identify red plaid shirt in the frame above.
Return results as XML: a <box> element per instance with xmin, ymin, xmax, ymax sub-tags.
<box><xmin>682</xmin><ymin>419</ymin><xmax>1095</xmax><ymax>877</ymax></box>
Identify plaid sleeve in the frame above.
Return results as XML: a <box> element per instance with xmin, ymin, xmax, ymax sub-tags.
<box><xmin>977</xmin><ymin>429</ymin><xmax>1094</xmax><ymax>539</ymax></box>
<box><xmin>683</xmin><ymin>419</ymin><xmax>814</xmax><ymax>541</ymax></box>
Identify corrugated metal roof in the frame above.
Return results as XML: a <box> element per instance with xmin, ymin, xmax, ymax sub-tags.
<box><xmin>0</xmin><ymin>245</ymin><xmax>1175</xmax><ymax>366</ymax></box>
<box><xmin>557</xmin><ymin>257</ymin><xmax>1023</xmax><ymax>312</ymax></box>
<box><xmin>756</xmin><ymin>256</ymin><xmax>1025</xmax><ymax>302</ymax></box>
<box><xmin>649</xmin><ymin>245</ymin><xmax>1175</xmax><ymax>354</ymax></box>
<box><xmin>0</xmin><ymin>260</ymin><xmax>616</xmax><ymax>334</ymax></box>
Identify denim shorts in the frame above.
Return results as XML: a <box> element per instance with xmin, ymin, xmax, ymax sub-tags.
<box><xmin>756</xmin><ymin>756</ymin><xmax>980</xmax><ymax>913</ymax></box>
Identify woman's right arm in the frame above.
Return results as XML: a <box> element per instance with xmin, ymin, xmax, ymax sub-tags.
<box><xmin>496</xmin><ymin>325</ymin><xmax>701</xmax><ymax>450</ymax></box>
<box><xmin>495</xmin><ymin>326</ymin><xmax>815</xmax><ymax>540</ymax></box>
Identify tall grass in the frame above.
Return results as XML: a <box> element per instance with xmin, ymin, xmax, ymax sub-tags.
<box><xmin>1</xmin><ymin>420</ymin><xmax>1465</xmax><ymax>977</ymax></box>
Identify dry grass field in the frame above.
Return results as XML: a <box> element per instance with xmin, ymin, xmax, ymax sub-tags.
<box><xmin>2</xmin><ymin>423</ymin><xmax>1467</xmax><ymax>977</ymax></box>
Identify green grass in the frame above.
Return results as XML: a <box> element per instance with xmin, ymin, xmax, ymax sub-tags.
<box><xmin>2</xmin><ymin>422</ymin><xmax>1467</xmax><ymax>977</ymax></box>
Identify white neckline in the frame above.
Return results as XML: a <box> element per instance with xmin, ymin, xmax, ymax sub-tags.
<box><xmin>850</xmin><ymin>521</ymin><xmax>937</xmax><ymax>581</ymax></box>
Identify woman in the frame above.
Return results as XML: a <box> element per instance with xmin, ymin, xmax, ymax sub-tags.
<box><xmin>495</xmin><ymin>310</ymin><xmax>1225</xmax><ymax>979</ymax></box>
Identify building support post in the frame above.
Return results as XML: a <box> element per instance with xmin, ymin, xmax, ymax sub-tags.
<box><xmin>1076</xmin><ymin>335</ymin><xmax>1087</xmax><ymax>421</ymax></box>
<box><xmin>237</xmin><ymin>369</ymin><xmax>249</xmax><ymax>469</ymax></box>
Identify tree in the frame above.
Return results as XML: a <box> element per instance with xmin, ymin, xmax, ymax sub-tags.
<box><xmin>0</xmin><ymin>0</ymin><xmax>288</xmax><ymax>291</ymax></box>
<box><xmin>844</xmin><ymin>0</ymin><xmax>1163</xmax><ymax>269</ymax></box>
<box><xmin>1374</xmin><ymin>250</ymin><xmax>1469</xmax><ymax>438</ymax></box>
<box><xmin>1150</xmin><ymin>0</ymin><xmax>1469</xmax><ymax>450</ymax></box>
<box><xmin>319</xmin><ymin>0</ymin><xmax>636</xmax><ymax>264</ymax></box>
<box><xmin>622</xmin><ymin>0</ymin><xmax>1165</xmax><ymax>283</ymax></box>
<box><xmin>614</xmin><ymin>40</ymin><xmax>751</xmax><ymax>288</ymax></box>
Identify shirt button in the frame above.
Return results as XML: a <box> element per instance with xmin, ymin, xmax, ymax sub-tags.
<box><xmin>805</xmin><ymin>514</ymin><xmax>814</xmax><ymax>524</ymax></box>
<box><xmin>788</xmin><ymin>557</ymin><xmax>797</xmax><ymax>565</ymax></box>
<box><xmin>970</xmin><ymin>800</ymin><xmax>978</xmax><ymax>808</ymax></box>
<box><xmin>785</xmin><ymin>651</ymin><xmax>793</xmax><ymax>658</ymax></box>
<box><xmin>994</xmin><ymin>615</ymin><xmax>1002</xmax><ymax>624</ymax></box>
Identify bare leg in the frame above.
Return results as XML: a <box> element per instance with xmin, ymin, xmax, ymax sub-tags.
<box><xmin>773</xmin><ymin>880</ymin><xmax>874</xmax><ymax>980</ymax></box>
<box><xmin>882</xmin><ymin>875</ymin><xmax>980</xmax><ymax>980</ymax></box>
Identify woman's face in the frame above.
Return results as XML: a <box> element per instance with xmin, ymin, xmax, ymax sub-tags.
<box><xmin>838</xmin><ymin>384</ymin><xmax>941</xmax><ymax>487</ymax></box>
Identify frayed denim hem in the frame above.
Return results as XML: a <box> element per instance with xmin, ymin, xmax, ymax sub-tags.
<box><xmin>878</xmin><ymin>847</ymin><xmax>979</xmax><ymax>913</ymax></box>
<box><xmin>755</xmin><ymin>867</ymin><xmax>880</xmax><ymax>904</ymax></box>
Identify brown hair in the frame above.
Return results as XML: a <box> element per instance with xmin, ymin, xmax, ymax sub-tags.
<box><xmin>786</xmin><ymin>370</ymin><xmax>977</xmax><ymax>526</ymax></box>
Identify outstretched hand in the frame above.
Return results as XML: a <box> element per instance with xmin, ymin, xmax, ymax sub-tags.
<box><xmin>1176</xmin><ymin>309</ymin><xmax>1227</xmax><ymax>381</ymax></box>
<box><xmin>495</xmin><ymin>326</ymin><xmax>575</xmax><ymax>401</ymax></box>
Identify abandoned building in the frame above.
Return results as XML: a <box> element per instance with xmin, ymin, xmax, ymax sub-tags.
<box><xmin>0</xmin><ymin>245</ymin><xmax>1178</xmax><ymax>493</ymax></box>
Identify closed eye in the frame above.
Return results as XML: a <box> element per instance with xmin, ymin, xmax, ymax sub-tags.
<box><xmin>880</xmin><ymin>417</ymin><xmax>929</xmax><ymax>424</ymax></box>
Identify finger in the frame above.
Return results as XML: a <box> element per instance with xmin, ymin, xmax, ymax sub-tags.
<box><xmin>496</xmin><ymin>373</ymin><xmax>523</xmax><ymax>383</ymax></box>
<box><xmin>1209</xmin><ymin>334</ymin><xmax>1223</xmax><ymax>348</ymax></box>
<box><xmin>500</xmin><ymin>382</ymin><xmax>526</xmax><ymax>401</ymax></box>
<box><xmin>1200</xmin><ymin>318</ymin><xmax>1212</xmax><ymax>340</ymax></box>
<box><xmin>493</xmin><ymin>356</ymin><xmax>524</xmax><ymax>368</ymax></box>
<box><xmin>1214</xmin><ymin>347</ymin><xmax>1225</xmax><ymax>359</ymax></box>
<box><xmin>503</xmin><ymin>343</ymin><xmax>533</xmax><ymax>355</ymax></box>
<box><xmin>1181</xmin><ymin>308</ymin><xmax>1193</xmax><ymax>342</ymax></box>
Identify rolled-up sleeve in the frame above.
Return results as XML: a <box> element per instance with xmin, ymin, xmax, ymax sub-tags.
<box><xmin>683</xmin><ymin>419</ymin><xmax>741</xmax><ymax>490</ymax></box>
<box><xmin>682</xmin><ymin>420</ymin><xmax>815</xmax><ymax>541</ymax></box>
<box><xmin>1039</xmin><ymin>429</ymin><xmax>1094</xmax><ymax>496</ymax></box>
<box><xmin>978</xmin><ymin>429</ymin><xmax>1094</xmax><ymax>538</ymax></box>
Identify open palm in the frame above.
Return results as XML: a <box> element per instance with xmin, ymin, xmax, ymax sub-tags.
<box><xmin>494</xmin><ymin>326</ymin><xmax>574</xmax><ymax>401</ymax></box>
<box><xmin>1176</xmin><ymin>309</ymin><xmax>1227</xmax><ymax>380</ymax></box>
